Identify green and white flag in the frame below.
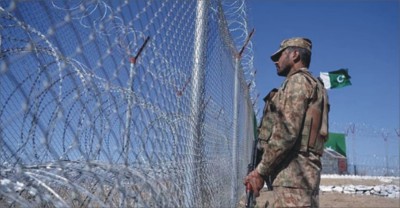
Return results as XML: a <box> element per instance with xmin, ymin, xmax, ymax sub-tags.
<box><xmin>319</xmin><ymin>69</ymin><xmax>352</xmax><ymax>89</ymax></box>
<box><xmin>324</xmin><ymin>132</ymin><xmax>346</xmax><ymax>156</ymax></box>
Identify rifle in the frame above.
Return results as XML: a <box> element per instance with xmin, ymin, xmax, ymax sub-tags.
<box><xmin>245</xmin><ymin>137</ymin><xmax>262</xmax><ymax>208</ymax></box>
<box><xmin>245</xmin><ymin>91</ymin><xmax>276</xmax><ymax>208</ymax></box>
<box><xmin>245</xmin><ymin>137</ymin><xmax>272</xmax><ymax>208</ymax></box>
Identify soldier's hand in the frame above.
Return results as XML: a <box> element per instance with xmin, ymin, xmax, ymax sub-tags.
<box><xmin>244</xmin><ymin>170</ymin><xmax>265</xmax><ymax>197</ymax></box>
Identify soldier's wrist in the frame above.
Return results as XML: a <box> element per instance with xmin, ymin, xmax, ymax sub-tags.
<box><xmin>256</xmin><ymin>163</ymin><xmax>268</xmax><ymax>177</ymax></box>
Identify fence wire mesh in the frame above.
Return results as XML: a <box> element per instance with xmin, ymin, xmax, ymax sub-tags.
<box><xmin>0</xmin><ymin>0</ymin><xmax>257</xmax><ymax>207</ymax></box>
<box><xmin>330</xmin><ymin>123</ymin><xmax>400</xmax><ymax>177</ymax></box>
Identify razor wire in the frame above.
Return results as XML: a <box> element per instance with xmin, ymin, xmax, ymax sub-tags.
<box><xmin>0</xmin><ymin>0</ymin><xmax>257</xmax><ymax>207</ymax></box>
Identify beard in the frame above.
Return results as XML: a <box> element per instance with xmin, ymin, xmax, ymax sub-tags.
<box><xmin>277</xmin><ymin>68</ymin><xmax>289</xmax><ymax>77</ymax></box>
<box><xmin>276</xmin><ymin>55</ymin><xmax>291</xmax><ymax>77</ymax></box>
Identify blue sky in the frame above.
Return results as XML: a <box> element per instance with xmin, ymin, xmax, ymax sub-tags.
<box><xmin>247</xmin><ymin>0</ymin><xmax>399</xmax><ymax>174</ymax></box>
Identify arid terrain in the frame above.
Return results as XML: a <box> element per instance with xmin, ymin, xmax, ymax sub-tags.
<box><xmin>255</xmin><ymin>176</ymin><xmax>400</xmax><ymax>208</ymax></box>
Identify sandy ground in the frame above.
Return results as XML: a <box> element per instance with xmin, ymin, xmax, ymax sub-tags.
<box><xmin>254</xmin><ymin>177</ymin><xmax>400</xmax><ymax>208</ymax></box>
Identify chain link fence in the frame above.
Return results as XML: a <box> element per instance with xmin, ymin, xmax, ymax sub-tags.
<box><xmin>0</xmin><ymin>0</ymin><xmax>257</xmax><ymax>207</ymax></box>
<box><xmin>330</xmin><ymin>123</ymin><xmax>400</xmax><ymax>177</ymax></box>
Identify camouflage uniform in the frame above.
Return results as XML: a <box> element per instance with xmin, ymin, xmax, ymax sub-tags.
<box><xmin>256</xmin><ymin>67</ymin><xmax>329</xmax><ymax>208</ymax></box>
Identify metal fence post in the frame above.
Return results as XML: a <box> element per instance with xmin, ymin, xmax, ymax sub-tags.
<box><xmin>187</xmin><ymin>0</ymin><xmax>209</xmax><ymax>207</ymax></box>
<box><xmin>123</xmin><ymin>62</ymin><xmax>135</xmax><ymax>166</ymax></box>
<box><xmin>231</xmin><ymin>57</ymin><xmax>240</xmax><ymax>206</ymax></box>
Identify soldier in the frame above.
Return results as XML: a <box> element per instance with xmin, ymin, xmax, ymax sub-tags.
<box><xmin>244</xmin><ymin>37</ymin><xmax>329</xmax><ymax>207</ymax></box>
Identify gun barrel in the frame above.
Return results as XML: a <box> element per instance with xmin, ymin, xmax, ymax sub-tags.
<box><xmin>245</xmin><ymin>191</ymin><xmax>253</xmax><ymax>208</ymax></box>
<box><xmin>245</xmin><ymin>183</ymin><xmax>253</xmax><ymax>207</ymax></box>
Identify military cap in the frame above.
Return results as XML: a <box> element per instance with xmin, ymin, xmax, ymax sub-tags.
<box><xmin>271</xmin><ymin>37</ymin><xmax>312</xmax><ymax>62</ymax></box>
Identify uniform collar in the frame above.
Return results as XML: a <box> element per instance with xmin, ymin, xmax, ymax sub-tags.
<box><xmin>286</xmin><ymin>67</ymin><xmax>309</xmax><ymax>78</ymax></box>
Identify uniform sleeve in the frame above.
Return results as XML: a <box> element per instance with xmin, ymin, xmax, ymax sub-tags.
<box><xmin>256</xmin><ymin>74</ymin><xmax>313</xmax><ymax>176</ymax></box>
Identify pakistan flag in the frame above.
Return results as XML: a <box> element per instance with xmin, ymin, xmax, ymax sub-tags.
<box><xmin>319</xmin><ymin>69</ymin><xmax>352</xmax><ymax>89</ymax></box>
<box><xmin>325</xmin><ymin>133</ymin><xmax>346</xmax><ymax>156</ymax></box>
